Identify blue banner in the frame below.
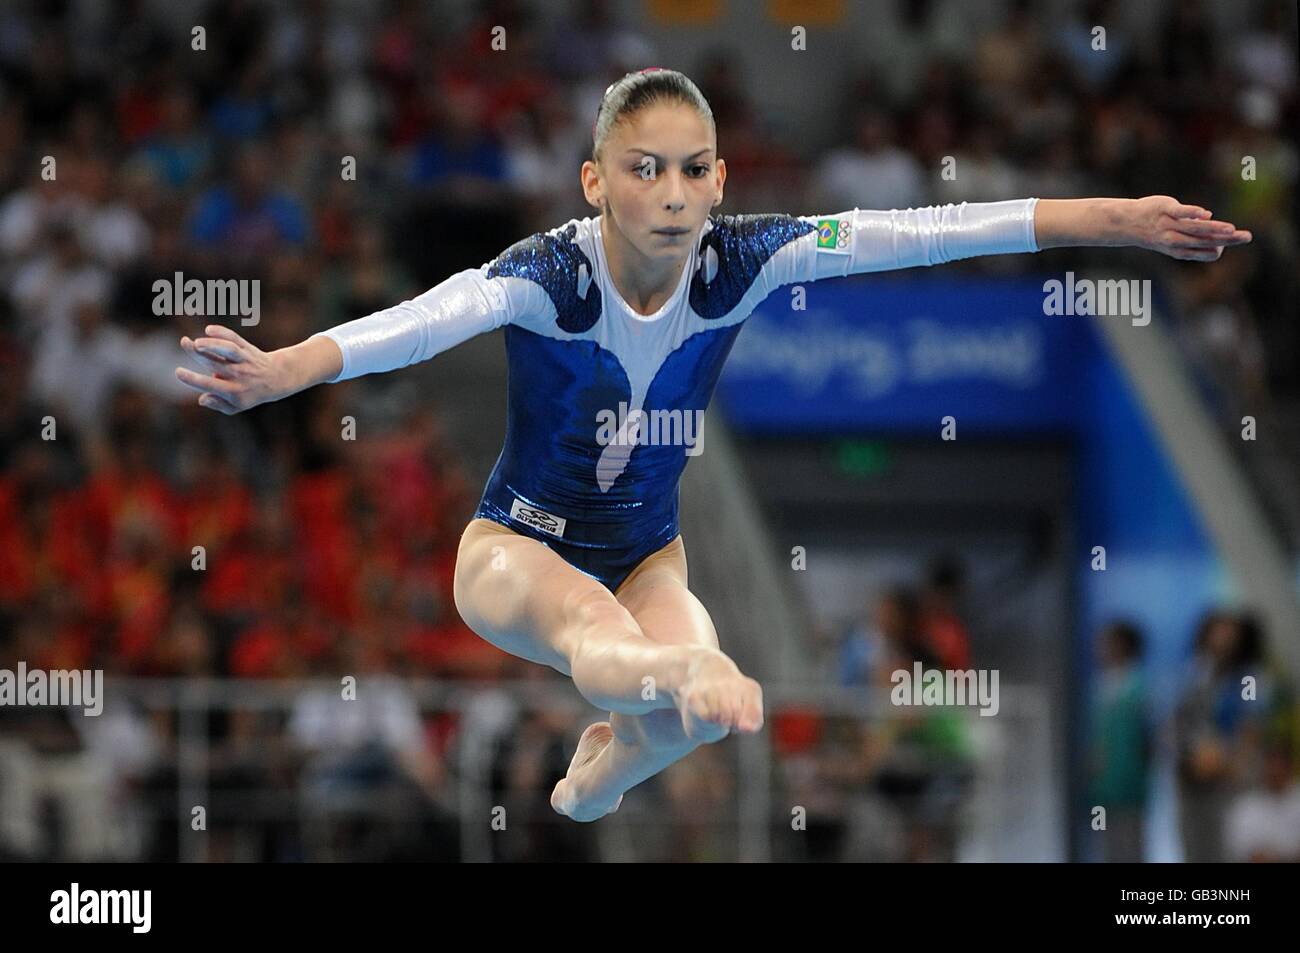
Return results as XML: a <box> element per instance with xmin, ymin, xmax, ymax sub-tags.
<box><xmin>717</xmin><ymin>274</ymin><xmax>1089</xmax><ymax>432</ymax></box>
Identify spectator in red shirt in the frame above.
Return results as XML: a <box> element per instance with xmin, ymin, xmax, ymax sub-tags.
<box><xmin>921</xmin><ymin>556</ymin><xmax>972</xmax><ymax>671</ymax></box>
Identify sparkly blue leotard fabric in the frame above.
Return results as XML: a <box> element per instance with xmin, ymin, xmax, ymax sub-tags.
<box><xmin>313</xmin><ymin>201</ymin><xmax>1040</xmax><ymax>591</ymax></box>
<box><xmin>472</xmin><ymin>214</ymin><xmax>818</xmax><ymax>590</ymax></box>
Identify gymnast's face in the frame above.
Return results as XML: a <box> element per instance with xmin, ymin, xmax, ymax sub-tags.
<box><xmin>582</xmin><ymin>102</ymin><xmax>726</xmax><ymax>263</ymax></box>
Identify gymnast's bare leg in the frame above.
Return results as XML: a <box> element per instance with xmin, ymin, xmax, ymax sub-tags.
<box><xmin>453</xmin><ymin>518</ymin><xmax>763</xmax><ymax>821</ymax></box>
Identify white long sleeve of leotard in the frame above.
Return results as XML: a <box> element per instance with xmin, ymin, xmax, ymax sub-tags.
<box><xmin>309</xmin><ymin>266</ymin><xmax>548</xmax><ymax>382</ymax></box>
<box><xmin>756</xmin><ymin>197</ymin><xmax>1041</xmax><ymax>294</ymax></box>
<box><xmin>313</xmin><ymin>198</ymin><xmax>1041</xmax><ymax>382</ymax></box>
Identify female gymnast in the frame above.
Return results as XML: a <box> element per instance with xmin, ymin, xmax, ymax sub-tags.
<box><xmin>174</xmin><ymin>68</ymin><xmax>1251</xmax><ymax>822</ymax></box>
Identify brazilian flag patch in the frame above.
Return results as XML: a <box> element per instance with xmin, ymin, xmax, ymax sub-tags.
<box><xmin>815</xmin><ymin>218</ymin><xmax>851</xmax><ymax>252</ymax></box>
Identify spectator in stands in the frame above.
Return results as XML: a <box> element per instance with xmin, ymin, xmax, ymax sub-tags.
<box><xmin>807</xmin><ymin>105</ymin><xmax>925</xmax><ymax>212</ymax></box>
<box><xmin>287</xmin><ymin>638</ymin><xmax>449</xmax><ymax>859</ymax></box>
<box><xmin>0</xmin><ymin>615</ymin><xmax>117</xmax><ymax>859</ymax></box>
<box><xmin>134</xmin><ymin>86</ymin><xmax>213</xmax><ymax>190</ymax></box>
<box><xmin>188</xmin><ymin>141</ymin><xmax>309</xmax><ymax>265</ymax></box>
<box><xmin>1173</xmin><ymin>610</ymin><xmax>1273</xmax><ymax>862</ymax></box>
<box><xmin>8</xmin><ymin>218</ymin><xmax>111</xmax><ymax>347</ymax></box>
<box><xmin>29</xmin><ymin>289</ymin><xmax>134</xmax><ymax>435</ymax></box>
<box><xmin>1089</xmin><ymin>619</ymin><xmax>1151</xmax><ymax>862</ymax></box>
<box><xmin>1224</xmin><ymin>738</ymin><xmax>1300</xmax><ymax>862</ymax></box>
<box><xmin>920</xmin><ymin>556</ymin><xmax>972</xmax><ymax>672</ymax></box>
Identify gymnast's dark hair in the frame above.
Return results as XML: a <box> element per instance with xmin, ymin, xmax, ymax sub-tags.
<box><xmin>590</xmin><ymin>68</ymin><xmax>715</xmax><ymax>164</ymax></box>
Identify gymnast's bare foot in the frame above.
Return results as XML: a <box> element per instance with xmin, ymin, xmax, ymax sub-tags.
<box><xmin>550</xmin><ymin>722</ymin><xmax>625</xmax><ymax>822</ymax></box>
<box><xmin>672</xmin><ymin>648</ymin><xmax>764</xmax><ymax>742</ymax></box>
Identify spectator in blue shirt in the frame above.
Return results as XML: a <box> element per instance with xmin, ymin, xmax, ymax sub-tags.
<box><xmin>189</xmin><ymin>143</ymin><xmax>308</xmax><ymax>263</ymax></box>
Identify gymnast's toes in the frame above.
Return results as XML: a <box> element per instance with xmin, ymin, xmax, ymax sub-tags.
<box><xmin>675</xmin><ymin>651</ymin><xmax>764</xmax><ymax>741</ymax></box>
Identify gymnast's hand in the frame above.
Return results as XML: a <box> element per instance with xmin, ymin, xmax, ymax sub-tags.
<box><xmin>174</xmin><ymin>324</ymin><xmax>341</xmax><ymax>414</ymax></box>
<box><xmin>1035</xmin><ymin>195</ymin><xmax>1253</xmax><ymax>261</ymax></box>
<box><xmin>1125</xmin><ymin>195</ymin><xmax>1253</xmax><ymax>262</ymax></box>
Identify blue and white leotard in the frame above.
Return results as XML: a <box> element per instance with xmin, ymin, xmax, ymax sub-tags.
<box><xmin>313</xmin><ymin>199</ymin><xmax>1041</xmax><ymax>591</ymax></box>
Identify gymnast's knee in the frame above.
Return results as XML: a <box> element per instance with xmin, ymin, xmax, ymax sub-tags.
<box><xmin>452</xmin><ymin>543</ymin><xmax>517</xmax><ymax>636</ymax></box>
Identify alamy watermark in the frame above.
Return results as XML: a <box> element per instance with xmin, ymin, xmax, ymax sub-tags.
<box><xmin>153</xmin><ymin>271</ymin><xmax>260</xmax><ymax>326</ymax></box>
<box><xmin>890</xmin><ymin>662</ymin><xmax>1000</xmax><ymax>717</ymax></box>
<box><xmin>50</xmin><ymin>883</ymin><xmax>150</xmax><ymax>933</ymax></box>
<box><xmin>1042</xmin><ymin>272</ymin><xmax>1151</xmax><ymax>326</ymax></box>
<box><xmin>595</xmin><ymin>403</ymin><xmax>705</xmax><ymax>456</ymax></box>
<box><xmin>0</xmin><ymin>662</ymin><xmax>103</xmax><ymax>716</ymax></box>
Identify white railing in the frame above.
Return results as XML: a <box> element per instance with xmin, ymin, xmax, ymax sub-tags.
<box><xmin>90</xmin><ymin>678</ymin><xmax>1058</xmax><ymax>862</ymax></box>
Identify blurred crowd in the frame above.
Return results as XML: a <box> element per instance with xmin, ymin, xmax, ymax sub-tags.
<box><xmin>825</xmin><ymin>0</ymin><xmax>1298</xmax><ymax>417</ymax></box>
<box><xmin>0</xmin><ymin>0</ymin><xmax>1296</xmax><ymax>860</ymax></box>
<box><xmin>823</xmin><ymin>570</ymin><xmax>1300</xmax><ymax>862</ymax></box>
<box><xmin>1088</xmin><ymin>609</ymin><xmax>1300</xmax><ymax>863</ymax></box>
<box><xmin>803</xmin><ymin>558</ymin><xmax>975</xmax><ymax>862</ymax></box>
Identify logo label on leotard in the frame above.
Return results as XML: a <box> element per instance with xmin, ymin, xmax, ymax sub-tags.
<box><xmin>815</xmin><ymin>218</ymin><xmax>851</xmax><ymax>253</ymax></box>
<box><xmin>509</xmin><ymin>498</ymin><xmax>567</xmax><ymax>538</ymax></box>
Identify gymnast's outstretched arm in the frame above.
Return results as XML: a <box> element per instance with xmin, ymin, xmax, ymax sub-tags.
<box><xmin>173</xmin><ymin>264</ymin><xmax>545</xmax><ymax>414</ymax></box>
<box><xmin>758</xmin><ymin>195</ymin><xmax>1251</xmax><ymax>295</ymax></box>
